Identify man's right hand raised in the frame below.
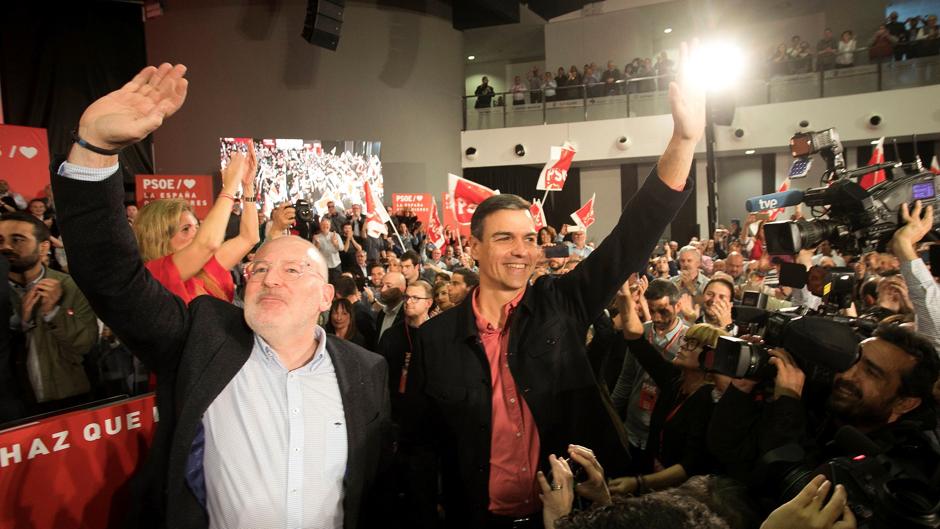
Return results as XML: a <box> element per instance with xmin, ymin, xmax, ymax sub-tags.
<box><xmin>70</xmin><ymin>63</ymin><xmax>188</xmax><ymax>166</ymax></box>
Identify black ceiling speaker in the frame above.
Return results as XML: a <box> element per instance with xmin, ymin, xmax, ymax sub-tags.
<box><xmin>302</xmin><ymin>0</ymin><xmax>344</xmax><ymax>51</ymax></box>
<box><xmin>452</xmin><ymin>0</ymin><xmax>519</xmax><ymax>30</ymax></box>
<box><xmin>526</xmin><ymin>0</ymin><xmax>590</xmax><ymax>20</ymax></box>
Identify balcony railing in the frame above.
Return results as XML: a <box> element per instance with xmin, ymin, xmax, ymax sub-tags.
<box><xmin>462</xmin><ymin>48</ymin><xmax>940</xmax><ymax>131</ymax></box>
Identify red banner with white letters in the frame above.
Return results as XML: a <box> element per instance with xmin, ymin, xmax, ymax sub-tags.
<box><xmin>0</xmin><ymin>394</ymin><xmax>158</xmax><ymax>529</ymax></box>
<box><xmin>136</xmin><ymin>174</ymin><xmax>215</xmax><ymax>219</ymax></box>
<box><xmin>0</xmin><ymin>124</ymin><xmax>51</xmax><ymax>201</ymax></box>
<box><xmin>392</xmin><ymin>193</ymin><xmax>433</xmax><ymax>225</ymax></box>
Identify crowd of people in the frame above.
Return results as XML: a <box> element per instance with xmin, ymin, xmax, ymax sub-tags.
<box><xmin>473</xmin><ymin>54</ymin><xmax>675</xmax><ymax>108</ymax></box>
<box><xmin>219</xmin><ymin>137</ymin><xmax>383</xmax><ymax>219</ymax></box>
<box><xmin>768</xmin><ymin>12</ymin><xmax>940</xmax><ymax>75</ymax></box>
<box><xmin>472</xmin><ymin>11</ymin><xmax>939</xmax><ymax>108</ymax></box>
<box><xmin>4</xmin><ymin>41</ymin><xmax>940</xmax><ymax>529</ymax></box>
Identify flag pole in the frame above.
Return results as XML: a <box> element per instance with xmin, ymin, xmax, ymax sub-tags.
<box><xmin>388</xmin><ymin>218</ymin><xmax>406</xmax><ymax>251</ymax></box>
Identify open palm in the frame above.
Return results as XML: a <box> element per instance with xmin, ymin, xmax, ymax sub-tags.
<box><xmin>78</xmin><ymin>63</ymin><xmax>189</xmax><ymax>150</ymax></box>
<box><xmin>669</xmin><ymin>41</ymin><xmax>706</xmax><ymax>143</ymax></box>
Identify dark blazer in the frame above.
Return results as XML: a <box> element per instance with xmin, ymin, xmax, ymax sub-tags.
<box><xmin>53</xmin><ymin>170</ymin><xmax>390</xmax><ymax>529</ymax></box>
<box><xmin>376</xmin><ymin>303</ymin><xmax>405</xmax><ymax>340</ymax></box>
<box><xmin>404</xmin><ymin>169</ymin><xmax>691</xmax><ymax>527</ymax></box>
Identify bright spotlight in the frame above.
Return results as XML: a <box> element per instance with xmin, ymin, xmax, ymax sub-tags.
<box><xmin>467</xmin><ymin>55</ymin><xmax>476</xmax><ymax>60</ymax></box>
<box><xmin>684</xmin><ymin>41</ymin><xmax>746</xmax><ymax>92</ymax></box>
<box><xmin>745</xmin><ymin>149</ymin><xmax>756</xmax><ymax>155</ymax></box>
<box><xmin>870</xmin><ymin>139</ymin><xmax>880</xmax><ymax>145</ymax></box>
<box><xmin>664</xmin><ymin>27</ymin><xmax>673</xmax><ymax>34</ymax></box>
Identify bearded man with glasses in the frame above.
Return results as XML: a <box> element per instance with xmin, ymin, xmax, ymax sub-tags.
<box><xmin>53</xmin><ymin>63</ymin><xmax>390</xmax><ymax>529</ymax></box>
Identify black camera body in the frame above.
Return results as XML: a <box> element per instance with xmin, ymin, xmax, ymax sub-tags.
<box><xmin>294</xmin><ymin>199</ymin><xmax>315</xmax><ymax>223</ymax></box>
<box><xmin>701</xmin><ymin>308</ymin><xmax>861</xmax><ymax>381</ymax></box>
<box><xmin>761</xmin><ymin>430</ymin><xmax>940</xmax><ymax>529</ymax></box>
<box><xmin>764</xmin><ymin>128</ymin><xmax>940</xmax><ymax>255</ymax></box>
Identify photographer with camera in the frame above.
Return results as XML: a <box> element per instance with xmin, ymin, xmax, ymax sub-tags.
<box><xmin>707</xmin><ymin>322</ymin><xmax>939</xmax><ymax>526</ymax></box>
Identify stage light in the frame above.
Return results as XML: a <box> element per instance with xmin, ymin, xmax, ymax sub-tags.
<box><xmin>867</xmin><ymin>113</ymin><xmax>883</xmax><ymax>128</ymax></box>
<box><xmin>664</xmin><ymin>28</ymin><xmax>673</xmax><ymax>34</ymax></box>
<box><xmin>684</xmin><ymin>40</ymin><xmax>745</xmax><ymax>92</ymax></box>
<box><xmin>870</xmin><ymin>139</ymin><xmax>881</xmax><ymax>145</ymax></box>
<box><xmin>514</xmin><ymin>144</ymin><xmax>526</xmax><ymax>157</ymax></box>
<box><xmin>745</xmin><ymin>149</ymin><xmax>756</xmax><ymax>155</ymax></box>
<box><xmin>467</xmin><ymin>55</ymin><xmax>476</xmax><ymax>60</ymax></box>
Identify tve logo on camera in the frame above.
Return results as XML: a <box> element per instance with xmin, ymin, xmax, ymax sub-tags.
<box><xmin>759</xmin><ymin>198</ymin><xmax>779</xmax><ymax>210</ymax></box>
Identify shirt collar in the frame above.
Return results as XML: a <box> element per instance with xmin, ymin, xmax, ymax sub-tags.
<box><xmin>10</xmin><ymin>265</ymin><xmax>46</xmax><ymax>291</ymax></box>
<box><xmin>471</xmin><ymin>287</ymin><xmax>526</xmax><ymax>334</ymax></box>
<box><xmin>253</xmin><ymin>325</ymin><xmax>329</xmax><ymax>374</ymax></box>
<box><xmin>384</xmin><ymin>300</ymin><xmax>403</xmax><ymax>316</ymax></box>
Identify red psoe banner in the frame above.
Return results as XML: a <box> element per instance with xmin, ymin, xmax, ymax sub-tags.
<box><xmin>0</xmin><ymin>124</ymin><xmax>51</xmax><ymax>201</ymax></box>
<box><xmin>136</xmin><ymin>174</ymin><xmax>215</xmax><ymax>219</ymax></box>
<box><xmin>448</xmin><ymin>174</ymin><xmax>497</xmax><ymax>239</ymax></box>
<box><xmin>0</xmin><ymin>394</ymin><xmax>158</xmax><ymax>529</ymax></box>
<box><xmin>392</xmin><ymin>193</ymin><xmax>433</xmax><ymax>225</ymax></box>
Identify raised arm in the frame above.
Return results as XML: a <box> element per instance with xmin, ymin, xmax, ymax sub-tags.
<box><xmin>214</xmin><ymin>146</ymin><xmax>261</xmax><ymax>270</ymax></box>
<box><xmin>54</xmin><ymin>63</ymin><xmax>191</xmax><ymax>375</ymax></box>
<box><xmin>172</xmin><ymin>150</ymin><xmax>251</xmax><ymax>278</ymax></box>
<box><xmin>554</xmin><ymin>41</ymin><xmax>702</xmax><ymax>326</ymax></box>
<box><xmin>892</xmin><ymin>201</ymin><xmax>940</xmax><ymax>355</ymax></box>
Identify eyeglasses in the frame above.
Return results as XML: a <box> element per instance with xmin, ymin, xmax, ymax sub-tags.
<box><xmin>243</xmin><ymin>260</ymin><xmax>320</xmax><ymax>282</ymax></box>
<box><xmin>402</xmin><ymin>295</ymin><xmax>431</xmax><ymax>303</ymax></box>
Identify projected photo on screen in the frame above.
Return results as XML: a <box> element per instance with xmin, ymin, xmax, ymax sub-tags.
<box><xmin>220</xmin><ymin>137</ymin><xmax>383</xmax><ymax>217</ymax></box>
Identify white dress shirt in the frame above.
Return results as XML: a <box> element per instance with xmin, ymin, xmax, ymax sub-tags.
<box><xmin>203</xmin><ymin>327</ymin><xmax>348</xmax><ymax>529</ymax></box>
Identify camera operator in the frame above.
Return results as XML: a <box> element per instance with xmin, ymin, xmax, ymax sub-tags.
<box><xmin>707</xmin><ymin>322</ymin><xmax>940</xmax><ymax>498</ymax></box>
<box><xmin>890</xmin><ymin>200</ymin><xmax>940</xmax><ymax>354</ymax></box>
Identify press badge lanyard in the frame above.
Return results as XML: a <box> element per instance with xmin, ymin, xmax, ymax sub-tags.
<box><xmin>398</xmin><ymin>324</ymin><xmax>414</xmax><ymax>394</ymax></box>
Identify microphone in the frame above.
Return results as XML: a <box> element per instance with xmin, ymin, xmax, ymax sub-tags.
<box><xmin>834</xmin><ymin>425</ymin><xmax>883</xmax><ymax>457</ymax></box>
<box><xmin>744</xmin><ymin>189</ymin><xmax>805</xmax><ymax>213</ymax></box>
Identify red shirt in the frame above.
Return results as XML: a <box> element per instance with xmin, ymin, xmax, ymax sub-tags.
<box><xmin>145</xmin><ymin>254</ymin><xmax>235</xmax><ymax>305</ymax></box>
<box><xmin>472</xmin><ymin>289</ymin><xmax>541</xmax><ymax>516</ymax></box>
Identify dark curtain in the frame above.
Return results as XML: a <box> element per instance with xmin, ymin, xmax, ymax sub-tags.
<box><xmin>463</xmin><ymin>166</ymin><xmax>581</xmax><ymax>230</ymax></box>
<box><xmin>0</xmin><ymin>2</ymin><xmax>151</xmax><ymax>197</ymax></box>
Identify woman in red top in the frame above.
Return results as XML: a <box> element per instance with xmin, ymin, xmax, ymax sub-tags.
<box><xmin>133</xmin><ymin>148</ymin><xmax>259</xmax><ymax>305</ymax></box>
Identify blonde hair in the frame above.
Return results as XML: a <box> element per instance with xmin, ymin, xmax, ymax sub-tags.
<box><xmin>684</xmin><ymin>323</ymin><xmax>728</xmax><ymax>349</ymax></box>
<box><xmin>133</xmin><ymin>199</ymin><xmax>226</xmax><ymax>300</ymax></box>
<box><xmin>133</xmin><ymin>199</ymin><xmax>194</xmax><ymax>262</ymax></box>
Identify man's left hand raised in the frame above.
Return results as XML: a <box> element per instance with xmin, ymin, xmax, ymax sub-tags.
<box><xmin>71</xmin><ymin>63</ymin><xmax>189</xmax><ymax>166</ymax></box>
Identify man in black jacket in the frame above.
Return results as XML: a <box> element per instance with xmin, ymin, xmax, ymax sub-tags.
<box><xmin>404</xmin><ymin>42</ymin><xmax>704</xmax><ymax>529</ymax></box>
<box><xmin>53</xmin><ymin>63</ymin><xmax>389</xmax><ymax>529</ymax></box>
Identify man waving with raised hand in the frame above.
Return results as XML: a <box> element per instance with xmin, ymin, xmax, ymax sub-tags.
<box><xmin>54</xmin><ymin>63</ymin><xmax>390</xmax><ymax>529</ymax></box>
<box><xmin>403</xmin><ymin>42</ymin><xmax>705</xmax><ymax>529</ymax></box>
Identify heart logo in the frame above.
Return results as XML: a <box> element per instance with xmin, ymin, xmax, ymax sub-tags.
<box><xmin>19</xmin><ymin>146</ymin><xmax>38</xmax><ymax>159</ymax></box>
<box><xmin>182</xmin><ymin>179</ymin><xmax>196</xmax><ymax>189</ymax></box>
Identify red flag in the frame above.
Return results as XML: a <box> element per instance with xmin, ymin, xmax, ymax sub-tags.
<box><xmin>529</xmin><ymin>198</ymin><xmax>547</xmax><ymax>231</ymax></box>
<box><xmin>428</xmin><ymin>197</ymin><xmax>446</xmax><ymax>249</ymax></box>
<box><xmin>859</xmin><ymin>137</ymin><xmax>885</xmax><ymax>190</ymax></box>
<box><xmin>448</xmin><ymin>173</ymin><xmax>497</xmax><ymax>236</ymax></box>
<box><xmin>570</xmin><ymin>193</ymin><xmax>596</xmax><ymax>229</ymax></box>
<box><xmin>363</xmin><ymin>180</ymin><xmax>390</xmax><ymax>238</ymax></box>
<box><xmin>537</xmin><ymin>142</ymin><xmax>577</xmax><ymax>191</ymax></box>
<box><xmin>930</xmin><ymin>155</ymin><xmax>940</xmax><ymax>175</ymax></box>
<box><xmin>766</xmin><ymin>178</ymin><xmax>791</xmax><ymax>221</ymax></box>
